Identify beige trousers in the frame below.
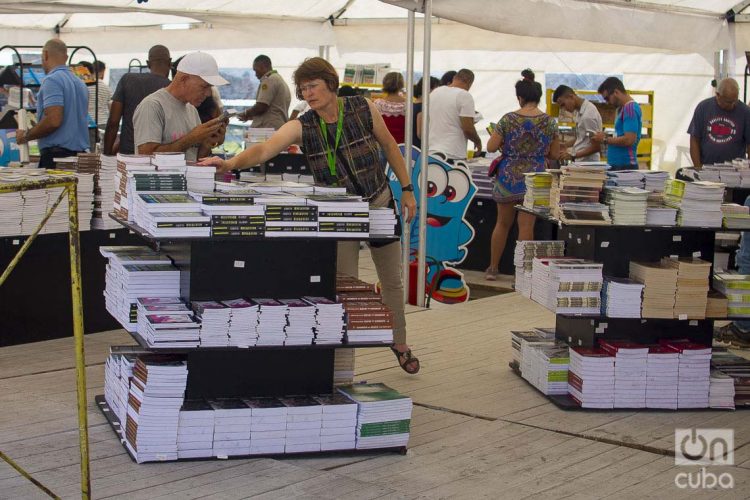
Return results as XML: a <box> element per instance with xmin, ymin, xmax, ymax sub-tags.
<box><xmin>337</xmin><ymin>189</ymin><xmax>406</xmax><ymax>344</ymax></box>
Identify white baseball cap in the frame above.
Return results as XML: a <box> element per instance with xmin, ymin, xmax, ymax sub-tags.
<box><xmin>176</xmin><ymin>51</ymin><xmax>228</xmax><ymax>86</ymax></box>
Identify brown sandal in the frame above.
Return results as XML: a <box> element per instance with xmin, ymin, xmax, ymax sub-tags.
<box><xmin>391</xmin><ymin>346</ymin><xmax>420</xmax><ymax>374</ymax></box>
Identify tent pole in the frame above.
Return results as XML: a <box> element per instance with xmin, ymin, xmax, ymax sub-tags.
<box><xmin>401</xmin><ymin>9</ymin><xmax>415</xmax><ymax>304</ymax></box>
<box><xmin>416</xmin><ymin>0</ymin><xmax>432</xmax><ymax>308</ymax></box>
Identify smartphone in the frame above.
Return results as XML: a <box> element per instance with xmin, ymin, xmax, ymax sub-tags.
<box><xmin>486</xmin><ymin>122</ymin><xmax>497</xmax><ymax>135</ymax></box>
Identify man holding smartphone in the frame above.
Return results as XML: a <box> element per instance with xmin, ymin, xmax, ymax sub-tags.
<box><xmin>552</xmin><ymin>85</ymin><xmax>603</xmax><ymax>162</ymax></box>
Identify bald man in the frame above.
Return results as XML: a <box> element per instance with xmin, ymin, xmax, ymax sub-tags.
<box><xmin>16</xmin><ymin>39</ymin><xmax>89</xmax><ymax>167</ymax></box>
<box><xmin>688</xmin><ymin>77</ymin><xmax>750</xmax><ymax>169</ymax></box>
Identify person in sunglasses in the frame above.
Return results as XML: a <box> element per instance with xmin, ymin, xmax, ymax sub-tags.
<box><xmin>592</xmin><ymin>77</ymin><xmax>641</xmax><ymax>171</ymax></box>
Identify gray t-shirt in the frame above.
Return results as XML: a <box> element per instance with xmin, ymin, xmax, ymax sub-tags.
<box><xmin>572</xmin><ymin>99</ymin><xmax>602</xmax><ymax>161</ymax></box>
<box><xmin>112</xmin><ymin>72</ymin><xmax>170</xmax><ymax>154</ymax></box>
<box><xmin>251</xmin><ymin>71</ymin><xmax>291</xmax><ymax>130</ymax></box>
<box><xmin>687</xmin><ymin>96</ymin><xmax>750</xmax><ymax>165</ymax></box>
<box><xmin>133</xmin><ymin>88</ymin><xmax>201</xmax><ymax>161</ymax></box>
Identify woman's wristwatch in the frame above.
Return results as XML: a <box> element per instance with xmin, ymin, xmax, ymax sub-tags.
<box><xmin>402</xmin><ymin>184</ymin><xmax>414</xmax><ymax>192</ymax></box>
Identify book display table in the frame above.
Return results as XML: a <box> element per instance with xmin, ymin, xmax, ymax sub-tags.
<box><xmin>98</xmin><ymin>218</ymin><xmax>409</xmax><ymax>462</ymax></box>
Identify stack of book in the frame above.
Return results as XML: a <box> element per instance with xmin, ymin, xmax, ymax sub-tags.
<box><xmin>521</xmin><ymin>343</ymin><xmax>570</xmax><ymax>395</ymax></box>
<box><xmin>369</xmin><ymin>207</ymin><xmax>398</xmax><ymax>237</ymax></box>
<box><xmin>662</xmin><ymin>257</ymin><xmax>711</xmax><ymax>319</ymax></box>
<box><xmin>133</xmin><ymin>194</ymin><xmax>207</xmax><ymax>237</ymax></box>
<box><xmin>186</xmin><ymin>165</ymin><xmax>215</xmax><ymax>192</ymax></box>
<box><xmin>125</xmin><ymin>355</ymin><xmax>188</xmax><ymax>463</ymax></box>
<box><xmin>600</xmin><ymin>340</ymin><xmax>647</xmax><ymax>408</ymax></box>
<box><xmin>209</xmin><ymin>399</ymin><xmax>252</xmax><ymax>457</ymax></box>
<box><xmin>177</xmin><ymin>399</ymin><xmax>215</xmax><ymax>459</ymax></box>
<box><xmin>706</xmin><ymin>290</ymin><xmax>729</xmax><ymax>318</ymax></box>
<box><xmin>643</xmin><ymin>170</ymin><xmax>670</xmax><ymax>192</ymax></box>
<box><xmin>721</xmin><ymin>203</ymin><xmax>750</xmax><ymax>229</ymax></box>
<box><xmin>344</xmin><ymin>301</ymin><xmax>394</xmax><ymax>344</ymax></box>
<box><xmin>558</xmin><ymin>202</ymin><xmax>612</xmax><ymax>225</ymax></box>
<box><xmin>664</xmin><ymin>179</ymin><xmax>725</xmax><ymax>227</ymax></box>
<box><xmin>709</xmin><ymin>369</ymin><xmax>736</xmax><ymax>410</ymax></box>
<box><xmin>645</xmin><ymin>202</ymin><xmax>677</xmax><ymax>226</ymax></box>
<box><xmin>510</xmin><ymin>328</ymin><xmax>556</xmax><ymax>371</ymax></box>
<box><xmin>280</xmin><ymin>396</ymin><xmax>322</xmax><ymax>453</ymax></box>
<box><xmin>222</xmin><ymin>298</ymin><xmax>259</xmax><ymax>347</ymax></box>
<box><xmin>662</xmin><ymin>339</ymin><xmax>711</xmax><ymax>409</ymax></box>
<box><xmin>136</xmin><ymin>298</ymin><xmax>200</xmax><ymax>349</ymax></box>
<box><xmin>0</xmin><ymin>190</ymin><xmax>22</xmax><ymax>236</ymax></box>
<box><xmin>113</xmin><ymin>154</ymin><xmax>156</xmax><ymax>221</ymax></box>
<box><xmin>151</xmin><ymin>152</ymin><xmax>187</xmax><ymax>170</ymax></box>
<box><xmin>333</xmin><ymin>348</ymin><xmax>355</xmax><ymax>386</ymax></box>
<box><xmin>629</xmin><ymin>261</ymin><xmax>677</xmax><ymax>318</ymax></box>
<box><xmin>253</xmin><ymin>298</ymin><xmax>289</xmax><ymax>345</ymax></box>
<box><xmin>198</xmin><ymin>192</ymin><xmax>266</xmax><ymax>238</ymax></box>
<box><xmin>468</xmin><ymin>162</ymin><xmax>494</xmax><ymax>199</ymax></box>
<box><xmin>522</xmin><ymin>172</ymin><xmax>553</xmax><ymax>212</ymax></box>
<box><xmin>711</xmin><ymin>351</ymin><xmax>750</xmax><ymax>407</ymax></box>
<box><xmin>513</xmin><ymin>240</ymin><xmax>565</xmax><ymax>299</ymax></box>
<box><xmin>101</xmin><ymin>246</ymin><xmax>177</xmax><ymax>332</ymax></box>
<box><xmin>606</xmin><ymin>170</ymin><xmax>643</xmax><ymax>188</ymax></box>
<box><xmin>104</xmin><ymin>353</ymin><xmax>136</xmax><ymax>426</ymax></box>
<box><xmin>551</xmin><ymin>163</ymin><xmax>608</xmax><ymax>222</ymax></box>
<box><xmin>645</xmin><ymin>345</ymin><xmax>680</xmax><ymax>409</ymax></box>
<box><xmin>532</xmin><ymin>258</ymin><xmax>603</xmax><ymax>315</ymax></box>
<box><xmin>338</xmin><ymin>383</ymin><xmax>413</xmax><ymax>450</ymax></box>
<box><xmin>82</xmin><ymin>153</ymin><xmax>120</xmax><ymax>230</ymax></box>
<box><xmin>604</xmin><ymin>186</ymin><xmax>649</xmax><ymax>225</ymax></box>
<box><xmin>713</xmin><ymin>273</ymin><xmax>750</xmax><ymax>318</ymax></box>
<box><xmin>303</xmin><ymin>296</ymin><xmax>345</xmax><ymax>344</ymax></box>
<box><xmin>244</xmin><ymin>397</ymin><xmax>287</xmax><ymax>454</ymax></box>
<box><xmin>192</xmin><ymin>301</ymin><xmax>231</xmax><ymax>347</ymax></box>
<box><xmin>263</xmin><ymin>203</ymin><xmax>318</xmax><ymax>237</ymax></box>
<box><xmin>315</xmin><ymin>393</ymin><xmax>358</xmax><ymax>451</ymax></box>
<box><xmin>307</xmin><ymin>194</ymin><xmax>370</xmax><ymax>238</ymax></box>
<box><xmin>601</xmin><ymin>277</ymin><xmax>643</xmax><ymax>318</ymax></box>
<box><xmin>280</xmin><ymin>298</ymin><xmax>316</xmax><ymax>345</ymax></box>
<box><xmin>567</xmin><ymin>347</ymin><xmax>615</xmax><ymax>409</ymax></box>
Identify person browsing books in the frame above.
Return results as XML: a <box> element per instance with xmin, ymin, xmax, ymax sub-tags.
<box><xmin>238</xmin><ymin>55</ymin><xmax>291</xmax><ymax>130</ymax></box>
<box><xmin>592</xmin><ymin>77</ymin><xmax>641</xmax><ymax>170</ymax></box>
<box><xmin>552</xmin><ymin>85</ymin><xmax>603</xmax><ymax>162</ymax></box>
<box><xmin>133</xmin><ymin>51</ymin><xmax>227</xmax><ymax>162</ymax></box>
<box><xmin>197</xmin><ymin>57</ymin><xmax>421</xmax><ymax>374</ymax></box>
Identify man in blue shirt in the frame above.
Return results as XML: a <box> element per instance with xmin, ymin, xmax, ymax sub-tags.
<box><xmin>15</xmin><ymin>39</ymin><xmax>89</xmax><ymax>168</ymax></box>
<box><xmin>592</xmin><ymin>77</ymin><xmax>642</xmax><ymax>170</ymax></box>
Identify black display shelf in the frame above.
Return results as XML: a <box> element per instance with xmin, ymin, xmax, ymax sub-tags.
<box><xmin>94</xmin><ymin>395</ymin><xmax>407</xmax><ymax>464</ymax></box>
<box><xmin>127</xmin><ymin>329</ymin><xmax>392</xmax><ymax>353</ymax></box>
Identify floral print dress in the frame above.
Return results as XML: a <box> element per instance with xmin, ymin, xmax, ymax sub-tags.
<box><xmin>492</xmin><ymin>112</ymin><xmax>557</xmax><ymax>203</ymax></box>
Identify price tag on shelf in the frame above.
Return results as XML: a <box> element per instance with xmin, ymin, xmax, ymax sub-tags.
<box><xmin>109</xmin><ymin>233</ymin><xmax>116</xmax><ymax>239</ymax></box>
<box><xmin>578</xmin><ymin>339</ymin><xmax>583</xmax><ymax>346</ymax></box>
<box><xmin>12</xmin><ymin>239</ymin><xmax>19</xmax><ymax>245</ymax></box>
<box><xmin>673</xmin><ymin>235</ymin><xmax>682</xmax><ymax>242</ymax></box>
<box><xmin>692</xmin><ymin>251</ymin><xmax>701</xmax><ymax>257</ymax></box>
<box><xmin>678</xmin><ymin>314</ymin><xmax>687</xmax><ymax>320</ymax></box>
<box><xmin>670</xmin><ymin>254</ymin><xmax>678</xmax><ymax>259</ymax></box>
<box><xmin>310</xmin><ymin>275</ymin><xmax>321</xmax><ymax>283</ymax></box>
<box><xmin>477</xmin><ymin>201</ymin><xmax>483</xmax><ymax>206</ymax></box>
<box><xmin>601</xmin><ymin>241</ymin><xmax>610</xmax><ymax>248</ymax></box>
<box><xmin>234</xmin><ymin>260</ymin><xmax>245</xmax><ymax>268</ymax></box>
<box><xmin>568</xmin><ymin>336</ymin><xmax>572</xmax><ymax>343</ymax></box>
<box><xmin>689</xmin><ymin>320</ymin><xmax>698</xmax><ymax>326</ymax></box>
<box><xmin>577</xmin><ymin>238</ymin><xmax>582</xmax><ymax>244</ymax></box>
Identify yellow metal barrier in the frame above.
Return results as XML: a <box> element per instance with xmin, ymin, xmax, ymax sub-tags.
<box><xmin>0</xmin><ymin>170</ymin><xmax>90</xmax><ymax>499</ymax></box>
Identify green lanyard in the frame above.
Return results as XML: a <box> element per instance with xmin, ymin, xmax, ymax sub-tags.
<box><xmin>319</xmin><ymin>98</ymin><xmax>344</xmax><ymax>178</ymax></box>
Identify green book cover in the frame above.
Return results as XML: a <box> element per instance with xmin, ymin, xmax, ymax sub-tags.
<box><xmin>359</xmin><ymin>419</ymin><xmax>411</xmax><ymax>437</ymax></box>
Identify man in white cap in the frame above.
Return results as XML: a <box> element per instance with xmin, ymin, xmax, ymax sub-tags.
<box><xmin>134</xmin><ymin>51</ymin><xmax>228</xmax><ymax>161</ymax></box>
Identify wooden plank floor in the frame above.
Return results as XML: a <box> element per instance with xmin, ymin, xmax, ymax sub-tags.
<box><xmin>1</xmin><ymin>249</ymin><xmax>749</xmax><ymax>498</ymax></box>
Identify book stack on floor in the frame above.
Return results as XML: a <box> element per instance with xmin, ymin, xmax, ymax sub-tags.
<box><xmin>662</xmin><ymin>339</ymin><xmax>711</xmax><ymax>409</ymax></box>
<box><xmin>643</xmin><ymin>170</ymin><xmax>670</xmax><ymax>192</ymax></box>
<box><xmin>721</xmin><ymin>203</ymin><xmax>750</xmax><ymax>229</ymax></box>
<box><xmin>709</xmin><ymin>370</ymin><xmax>736</xmax><ymax>410</ymax></box>
<box><xmin>186</xmin><ymin>165</ymin><xmax>216</xmax><ymax>192</ymax></box>
<box><xmin>137</xmin><ymin>298</ymin><xmax>200</xmax><ymax>349</ymax></box>
<box><xmin>315</xmin><ymin>393</ymin><xmax>358</xmax><ymax>451</ymax></box>
<box><xmin>522</xmin><ymin>172</ymin><xmax>553</xmax><ymax>212</ymax></box>
<box><xmin>601</xmin><ymin>277</ymin><xmax>643</xmax><ymax>318</ymax></box>
<box><xmin>713</xmin><ymin>273</ymin><xmax>750</xmax><ymax>318</ymax></box>
<box><xmin>134</xmin><ymin>194</ymin><xmax>208</xmax><ymax>237</ymax></box>
<box><xmin>101</xmin><ymin>246</ymin><xmax>177</xmax><ymax>332</ymax></box>
<box><xmin>263</xmin><ymin>202</ymin><xmax>318</xmax><ymax>238</ymax></box>
<box><xmin>600</xmin><ymin>340</ymin><xmax>648</xmax><ymax>408</ymax></box>
<box><xmin>281</xmin><ymin>298</ymin><xmax>316</xmax><ymax>345</ymax></box>
<box><xmin>177</xmin><ymin>399</ymin><xmax>215</xmax><ymax>459</ymax></box>
<box><xmin>209</xmin><ymin>399</ymin><xmax>252</xmax><ymax>457</ymax></box>
<box><xmin>192</xmin><ymin>301</ymin><xmax>231</xmax><ymax>347</ymax></box>
<box><xmin>104</xmin><ymin>353</ymin><xmax>137</xmax><ymax>426</ymax></box>
<box><xmin>369</xmin><ymin>207</ymin><xmax>398</xmax><ymax>237</ymax></box>
<box><xmin>510</xmin><ymin>328</ymin><xmax>556</xmax><ymax>372</ymax></box>
<box><xmin>629</xmin><ymin>261</ymin><xmax>677</xmax><ymax>319</ymax></box>
<box><xmin>711</xmin><ymin>351</ymin><xmax>750</xmax><ymax>407</ymax></box>
<box><xmin>664</xmin><ymin>179</ymin><xmax>725</xmax><ymax>227</ymax></box>
<box><xmin>338</xmin><ymin>383</ymin><xmax>412</xmax><ymax>450</ymax></box>
<box><xmin>520</xmin><ymin>342</ymin><xmax>570</xmax><ymax>395</ymax></box>
<box><xmin>513</xmin><ymin>240</ymin><xmax>565</xmax><ymax>298</ymax></box>
<box><xmin>94</xmin><ymin>155</ymin><xmax>120</xmax><ymax>229</ymax></box>
<box><xmin>307</xmin><ymin>194</ymin><xmax>370</xmax><ymax>238</ymax></box>
<box><xmin>113</xmin><ymin>154</ymin><xmax>155</xmax><ymax>221</ymax></box>
<box><xmin>551</xmin><ymin>163</ymin><xmax>608</xmax><ymax>223</ymax></box>
<box><xmin>222</xmin><ymin>298</ymin><xmax>259</xmax><ymax>347</ymax></box>
<box><xmin>303</xmin><ymin>296</ymin><xmax>345</xmax><ymax>344</ymax></box>
<box><xmin>662</xmin><ymin>257</ymin><xmax>711</xmax><ymax>319</ymax></box>
<box><xmin>244</xmin><ymin>397</ymin><xmax>287</xmax><ymax>454</ymax></box>
<box><xmin>125</xmin><ymin>355</ymin><xmax>188</xmax><ymax>463</ymax></box>
<box><xmin>644</xmin><ymin>345</ymin><xmax>680</xmax><ymax>409</ymax></box>
<box><xmin>706</xmin><ymin>291</ymin><xmax>729</xmax><ymax>318</ymax></box>
<box><xmin>253</xmin><ymin>298</ymin><xmax>289</xmax><ymax>346</ymax></box>
<box><xmin>532</xmin><ymin>258</ymin><xmax>603</xmax><ymax>315</ymax></box>
<box><xmin>567</xmin><ymin>347</ymin><xmax>615</xmax><ymax>409</ymax></box>
<box><xmin>280</xmin><ymin>396</ymin><xmax>322</xmax><ymax>452</ymax></box>
<box><xmin>604</xmin><ymin>186</ymin><xmax>649</xmax><ymax>225</ymax></box>
<box><xmin>196</xmin><ymin>191</ymin><xmax>266</xmax><ymax>238</ymax></box>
